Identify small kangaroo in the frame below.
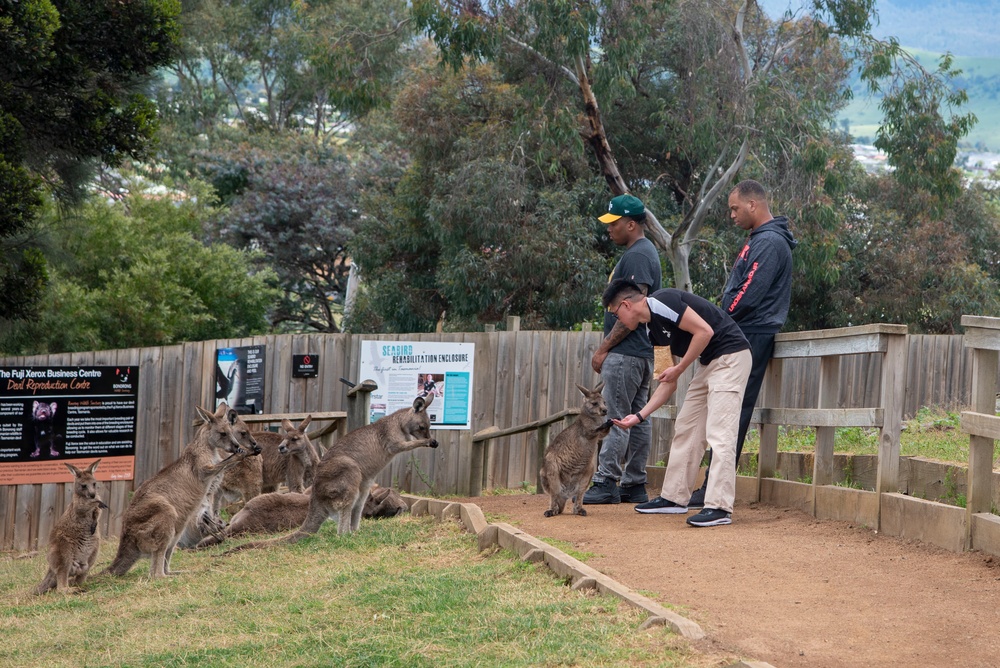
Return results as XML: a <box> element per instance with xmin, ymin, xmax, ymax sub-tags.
<box><xmin>539</xmin><ymin>383</ymin><xmax>612</xmax><ymax>517</ymax></box>
<box><xmin>104</xmin><ymin>403</ymin><xmax>259</xmax><ymax>578</ymax></box>
<box><xmin>226</xmin><ymin>395</ymin><xmax>437</xmax><ymax>551</ymax></box>
<box><xmin>259</xmin><ymin>416</ymin><xmax>320</xmax><ymax>494</ymax></box>
<box><xmin>35</xmin><ymin>460</ymin><xmax>106</xmax><ymax>594</ymax></box>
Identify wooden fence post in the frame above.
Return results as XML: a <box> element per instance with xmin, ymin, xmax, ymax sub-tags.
<box><xmin>506</xmin><ymin>316</ymin><xmax>520</xmax><ymax>332</ymax></box>
<box><xmin>346</xmin><ymin>379</ymin><xmax>378</xmax><ymax>433</ymax></box>
<box><xmin>876</xmin><ymin>330</ymin><xmax>907</xmax><ymax>530</ymax></box>
<box><xmin>813</xmin><ymin>356</ymin><xmax>840</xmax><ymax>513</ymax></box>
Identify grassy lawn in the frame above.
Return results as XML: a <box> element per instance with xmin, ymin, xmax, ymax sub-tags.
<box><xmin>1</xmin><ymin>516</ymin><xmax>712</xmax><ymax>668</ymax></box>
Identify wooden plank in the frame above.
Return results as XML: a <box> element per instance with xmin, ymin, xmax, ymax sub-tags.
<box><xmin>963</xmin><ymin>328</ymin><xmax>1000</xmax><ymax>352</ymax></box>
<box><xmin>752</xmin><ymin>407</ymin><xmax>883</xmax><ymax>428</ymax></box>
<box><xmin>527</xmin><ymin>331</ymin><xmax>552</xmax><ymax>485</ymax></box>
<box><xmin>962</xmin><ymin>315</ymin><xmax>1000</xmax><ymax>332</ymax></box>
<box><xmin>776</xmin><ymin>323</ymin><xmax>908</xmax><ymax>341</ymax></box>
<box><xmin>464</xmin><ymin>331</ymin><xmax>494</xmax><ymax>496</ymax></box>
<box><xmin>491</xmin><ymin>331</ymin><xmax>516</xmax><ymax>490</ymax></box>
<box><xmin>0</xmin><ymin>486</ymin><xmax>15</xmax><ymax>550</ymax></box>
<box><xmin>961</xmin><ymin>411</ymin><xmax>1000</xmax><ymax>440</ymax></box>
<box><xmin>773</xmin><ymin>333</ymin><xmax>889</xmax><ymax>359</ymax></box>
<box><xmin>36</xmin><ymin>483</ymin><xmax>61</xmax><ymax>550</ymax></box>
<box><xmin>504</xmin><ymin>330</ymin><xmax>533</xmax><ymax>487</ymax></box>
<box><xmin>472</xmin><ymin>408</ymin><xmax>581</xmax><ymax>441</ymax></box>
<box><xmin>14</xmin><ymin>484</ymin><xmax>37</xmax><ymax>551</ymax></box>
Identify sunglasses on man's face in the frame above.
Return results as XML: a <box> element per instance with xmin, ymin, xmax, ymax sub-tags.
<box><xmin>610</xmin><ymin>300</ymin><xmax>627</xmax><ymax>318</ymax></box>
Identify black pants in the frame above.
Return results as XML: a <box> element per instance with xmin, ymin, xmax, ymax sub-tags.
<box><xmin>700</xmin><ymin>332</ymin><xmax>775</xmax><ymax>487</ymax></box>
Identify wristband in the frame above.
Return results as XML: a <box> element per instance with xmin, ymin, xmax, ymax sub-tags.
<box><xmin>635</xmin><ymin>412</ymin><xmax>645</xmax><ymax>423</ymax></box>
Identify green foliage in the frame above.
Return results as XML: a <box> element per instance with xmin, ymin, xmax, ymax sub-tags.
<box><xmin>348</xmin><ymin>59</ymin><xmax>607</xmax><ymax>332</ymax></box>
<box><xmin>195</xmin><ymin>133</ymin><xmax>364</xmax><ymax>332</ymax></box>
<box><xmin>0</xmin><ymin>0</ymin><xmax>181</xmax><ymax>325</ymax></box>
<box><xmin>0</xmin><ymin>184</ymin><xmax>278</xmax><ymax>354</ymax></box>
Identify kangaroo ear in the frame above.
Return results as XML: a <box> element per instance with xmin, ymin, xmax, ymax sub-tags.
<box><xmin>87</xmin><ymin>458</ymin><xmax>101</xmax><ymax>474</ymax></box>
<box><xmin>576</xmin><ymin>384</ymin><xmax>588</xmax><ymax>396</ymax></box>
<box><xmin>227</xmin><ymin>409</ymin><xmax>239</xmax><ymax>425</ymax></box>
<box><xmin>214</xmin><ymin>403</ymin><xmax>229</xmax><ymax>418</ymax></box>
<box><xmin>593</xmin><ymin>382</ymin><xmax>605</xmax><ymax>394</ymax></box>
<box><xmin>298</xmin><ymin>415</ymin><xmax>312</xmax><ymax>431</ymax></box>
<box><xmin>281</xmin><ymin>418</ymin><xmax>295</xmax><ymax>433</ymax></box>
<box><xmin>195</xmin><ymin>405</ymin><xmax>214</xmax><ymax>423</ymax></box>
<box><xmin>412</xmin><ymin>396</ymin><xmax>427</xmax><ymax>413</ymax></box>
<box><xmin>65</xmin><ymin>463</ymin><xmax>82</xmax><ymax>477</ymax></box>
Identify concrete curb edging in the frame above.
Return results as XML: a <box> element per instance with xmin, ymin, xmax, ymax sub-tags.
<box><xmin>401</xmin><ymin>494</ymin><xmax>706</xmax><ymax>641</ymax></box>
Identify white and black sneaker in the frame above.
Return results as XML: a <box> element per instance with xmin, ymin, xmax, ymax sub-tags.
<box><xmin>634</xmin><ymin>496</ymin><xmax>688</xmax><ymax>514</ymax></box>
<box><xmin>686</xmin><ymin>507</ymin><xmax>732</xmax><ymax>527</ymax></box>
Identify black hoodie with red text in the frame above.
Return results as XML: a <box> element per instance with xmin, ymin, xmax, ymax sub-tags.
<box><xmin>721</xmin><ymin>216</ymin><xmax>797</xmax><ymax>335</ymax></box>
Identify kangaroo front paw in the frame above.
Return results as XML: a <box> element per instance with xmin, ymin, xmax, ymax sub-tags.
<box><xmin>576</xmin><ymin>508</ymin><xmax>588</xmax><ymax>516</ymax></box>
<box><xmin>544</xmin><ymin>510</ymin><xmax>555</xmax><ymax>517</ymax></box>
<box><xmin>429</xmin><ymin>439</ymin><xmax>439</xmax><ymax>448</ymax></box>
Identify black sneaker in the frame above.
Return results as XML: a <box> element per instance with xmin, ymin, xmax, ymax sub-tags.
<box><xmin>687</xmin><ymin>486</ymin><xmax>706</xmax><ymax>509</ymax></box>
<box><xmin>686</xmin><ymin>507</ymin><xmax>732</xmax><ymax>527</ymax></box>
<box><xmin>582</xmin><ymin>479</ymin><xmax>620</xmax><ymax>504</ymax></box>
<box><xmin>619</xmin><ymin>483</ymin><xmax>648</xmax><ymax>504</ymax></box>
<box><xmin>634</xmin><ymin>496</ymin><xmax>687</xmax><ymax>514</ymax></box>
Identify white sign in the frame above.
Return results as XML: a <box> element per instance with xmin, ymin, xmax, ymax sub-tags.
<box><xmin>359</xmin><ymin>340</ymin><xmax>474</xmax><ymax>430</ymax></box>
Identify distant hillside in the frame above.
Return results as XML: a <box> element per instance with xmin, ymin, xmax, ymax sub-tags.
<box><xmin>840</xmin><ymin>49</ymin><xmax>1000</xmax><ymax>151</ymax></box>
<box><xmin>758</xmin><ymin>1</ymin><xmax>1000</xmax><ymax>150</ymax></box>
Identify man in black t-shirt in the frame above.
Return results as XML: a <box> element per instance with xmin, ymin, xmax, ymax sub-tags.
<box><xmin>602</xmin><ymin>279</ymin><xmax>751</xmax><ymax>527</ymax></box>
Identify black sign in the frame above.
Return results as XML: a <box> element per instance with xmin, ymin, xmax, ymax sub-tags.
<box><xmin>0</xmin><ymin>366</ymin><xmax>139</xmax><ymax>484</ymax></box>
<box><xmin>293</xmin><ymin>354</ymin><xmax>320</xmax><ymax>378</ymax></box>
<box><xmin>215</xmin><ymin>346</ymin><xmax>266</xmax><ymax>414</ymax></box>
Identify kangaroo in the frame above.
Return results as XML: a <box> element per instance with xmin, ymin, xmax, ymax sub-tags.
<box><xmin>175</xmin><ymin>410</ymin><xmax>264</xmax><ymax>549</ymax></box>
<box><xmin>196</xmin><ymin>490</ymin><xmax>312</xmax><ymax>547</ymax></box>
<box><xmin>363</xmin><ymin>483</ymin><xmax>408</xmax><ymax>519</ymax></box>
<box><xmin>539</xmin><ymin>383</ymin><xmax>612</xmax><ymax>517</ymax></box>
<box><xmin>259</xmin><ymin>416</ymin><xmax>320</xmax><ymax>494</ymax></box>
<box><xmin>226</xmin><ymin>395</ymin><xmax>437</xmax><ymax>551</ymax></box>
<box><xmin>104</xmin><ymin>403</ymin><xmax>259</xmax><ymax>578</ymax></box>
<box><xmin>35</xmin><ymin>460</ymin><xmax>106</xmax><ymax>594</ymax></box>
<box><xmin>197</xmin><ymin>483</ymin><xmax>405</xmax><ymax>548</ymax></box>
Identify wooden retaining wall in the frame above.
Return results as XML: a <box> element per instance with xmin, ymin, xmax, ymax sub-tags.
<box><xmin>0</xmin><ymin>329</ymin><xmax>996</xmax><ymax>552</ymax></box>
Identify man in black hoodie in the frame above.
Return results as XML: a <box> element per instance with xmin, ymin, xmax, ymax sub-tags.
<box><xmin>689</xmin><ymin>179</ymin><xmax>797</xmax><ymax>508</ymax></box>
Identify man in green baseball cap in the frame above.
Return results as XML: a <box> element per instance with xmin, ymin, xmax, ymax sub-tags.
<box><xmin>598</xmin><ymin>194</ymin><xmax>646</xmax><ymax>223</ymax></box>
<box><xmin>585</xmin><ymin>192</ymin><xmax>661</xmax><ymax>506</ymax></box>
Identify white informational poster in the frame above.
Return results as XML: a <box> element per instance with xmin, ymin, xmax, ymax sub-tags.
<box><xmin>359</xmin><ymin>340</ymin><xmax>474</xmax><ymax>430</ymax></box>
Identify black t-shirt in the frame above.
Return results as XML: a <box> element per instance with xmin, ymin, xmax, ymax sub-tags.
<box><xmin>645</xmin><ymin>289</ymin><xmax>749</xmax><ymax>364</ymax></box>
<box><xmin>603</xmin><ymin>237</ymin><xmax>662</xmax><ymax>359</ymax></box>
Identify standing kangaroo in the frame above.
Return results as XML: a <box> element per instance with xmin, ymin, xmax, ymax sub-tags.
<box><xmin>35</xmin><ymin>460</ymin><xmax>106</xmax><ymax>594</ymax></box>
<box><xmin>259</xmin><ymin>416</ymin><xmax>320</xmax><ymax>494</ymax></box>
<box><xmin>539</xmin><ymin>383</ymin><xmax>612</xmax><ymax>517</ymax></box>
<box><xmin>227</xmin><ymin>395</ymin><xmax>437</xmax><ymax>551</ymax></box>
<box><xmin>104</xmin><ymin>403</ymin><xmax>259</xmax><ymax>577</ymax></box>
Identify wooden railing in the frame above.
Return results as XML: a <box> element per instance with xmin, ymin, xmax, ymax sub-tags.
<box><xmin>466</xmin><ymin>408</ymin><xmax>580</xmax><ymax>497</ymax></box>
<box><xmin>960</xmin><ymin>316</ymin><xmax>1000</xmax><ymax>552</ymax></box>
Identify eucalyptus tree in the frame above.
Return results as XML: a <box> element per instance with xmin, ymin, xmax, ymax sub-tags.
<box><xmin>413</xmin><ymin>0</ymin><xmax>975</xmax><ymax>293</ymax></box>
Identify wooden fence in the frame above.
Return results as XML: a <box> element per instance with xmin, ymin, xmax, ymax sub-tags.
<box><xmin>0</xmin><ymin>328</ymin><xmax>996</xmax><ymax>551</ymax></box>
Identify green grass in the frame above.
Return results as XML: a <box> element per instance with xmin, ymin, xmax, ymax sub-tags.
<box><xmin>739</xmin><ymin>405</ymin><xmax>975</xmax><ymax>464</ymax></box>
<box><xmin>0</xmin><ymin>516</ymin><xmax>712</xmax><ymax>668</ymax></box>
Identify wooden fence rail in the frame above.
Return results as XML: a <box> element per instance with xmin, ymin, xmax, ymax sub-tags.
<box><xmin>2</xmin><ymin>328</ymin><xmax>999</xmax><ymax>552</ymax></box>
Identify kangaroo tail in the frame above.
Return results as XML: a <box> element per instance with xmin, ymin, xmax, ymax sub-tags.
<box><xmin>221</xmin><ymin>529</ymin><xmax>312</xmax><ymax>556</ymax></box>
<box><xmin>33</xmin><ymin>570</ymin><xmax>56</xmax><ymax>596</ymax></box>
<box><xmin>102</xmin><ymin>539</ymin><xmax>141</xmax><ymax>576</ymax></box>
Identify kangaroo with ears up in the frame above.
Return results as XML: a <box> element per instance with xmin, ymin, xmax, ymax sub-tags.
<box><xmin>539</xmin><ymin>383</ymin><xmax>613</xmax><ymax>517</ymax></box>
<box><xmin>104</xmin><ymin>403</ymin><xmax>259</xmax><ymax>577</ymax></box>
<box><xmin>226</xmin><ymin>395</ymin><xmax>437</xmax><ymax>552</ymax></box>
<box><xmin>34</xmin><ymin>459</ymin><xmax>106</xmax><ymax>594</ymax></box>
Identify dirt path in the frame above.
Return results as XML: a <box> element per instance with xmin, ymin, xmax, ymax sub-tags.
<box><xmin>455</xmin><ymin>492</ymin><xmax>1000</xmax><ymax>668</ymax></box>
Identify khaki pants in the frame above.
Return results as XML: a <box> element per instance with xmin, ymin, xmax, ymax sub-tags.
<box><xmin>660</xmin><ymin>349</ymin><xmax>752</xmax><ymax>513</ymax></box>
